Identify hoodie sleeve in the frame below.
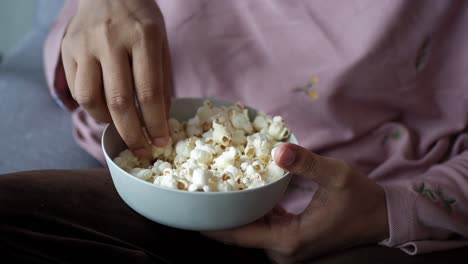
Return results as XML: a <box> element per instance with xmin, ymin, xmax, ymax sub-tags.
<box><xmin>43</xmin><ymin>0</ymin><xmax>78</xmax><ymax>111</ymax></box>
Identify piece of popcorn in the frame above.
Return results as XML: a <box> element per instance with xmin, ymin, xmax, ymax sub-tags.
<box><xmin>189</xmin><ymin>148</ymin><xmax>213</xmax><ymax>165</ymax></box>
<box><xmin>232</xmin><ymin>129</ymin><xmax>247</xmax><ymax>146</ymax></box>
<box><xmin>235</xmin><ymin>144</ymin><xmax>246</xmax><ymax>154</ymax></box>
<box><xmin>249</xmin><ymin>133</ymin><xmax>273</xmax><ymax>160</ymax></box>
<box><xmin>196</xmin><ymin>100</ymin><xmax>214</xmax><ymax>130</ymax></box>
<box><xmin>186</xmin><ymin>125</ymin><xmax>203</xmax><ymax>137</ymax></box>
<box><xmin>212</xmin><ymin>147</ymin><xmax>237</xmax><ymax>170</ymax></box>
<box><xmin>218</xmin><ymin>170</ymin><xmax>233</xmax><ymax>182</ymax></box>
<box><xmin>245</xmin><ymin>164</ymin><xmax>261</xmax><ymax>177</ymax></box>
<box><xmin>217</xmin><ymin>181</ymin><xmax>234</xmax><ymax>192</ymax></box>
<box><xmin>175</xmin><ymin>137</ymin><xmax>196</xmax><ymax>158</ymax></box>
<box><xmin>163</xmin><ymin>168</ymin><xmax>174</xmax><ymax>177</ymax></box>
<box><xmin>169</xmin><ymin>118</ymin><xmax>187</xmax><ymax>142</ymax></box>
<box><xmin>227</xmin><ymin>178</ymin><xmax>244</xmax><ymax>190</ymax></box>
<box><xmin>244</xmin><ymin>143</ymin><xmax>255</xmax><ymax>158</ymax></box>
<box><xmin>129</xmin><ymin>168</ymin><xmax>153</xmax><ymax>181</ymax></box>
<box><xmin>151</xmin><ymin>160</ymin><xmax>172</xmax><ymax>175</ymax></box>
<box><xmin>212</xmin><ymin>109</ymin><xmax>229</xmax><ymax>125</ymax></box>
<box><xmin>202</xmin><ymin>185</ymin><xmax>212</xmax><ymax>192</ymax></box>
<box><xmin>240</xmin><ymin>160</ymin><xmax>252</xmax><ymax>172</ymax></box>
<box><xmin>271</xmin><ymin>146</ymin><xmax>279</xmax><ymax>161</ymax></box>
<box><xmin>224</xmin><ymin>165</ymin><xmax>243</xmax><ymax>182</ymax></box>
<box><xmin>180</xmin><ymin>159</ymin><xmax>199</xmax><ymax>180</ymax></box>
<box><xmin>257</xmin><ymin>155</ymin><xmax>271</xmax><ymax>166</ymax></box>
<box><xmin>113</xmin><ymin>150</ymin><xmax>141</xmax><ymax>171</ymax></box>
<box><xmin>246</xmin><ymin>178</ymin><xmax>265</xmax><ymax>189</ymax></box>
<box><xmin>212</xmin><ymin>121</ymin><xmax>232</xmax><ymax>146</ymax></box>
<box><xmin>192</xmin><ymin>168</ymin><xmax>211</xmax><ymax>185</ymax></box>
<box><xmin>154</xmin><ymin>174</ymin><xmax>179</xmax><ymax>189</ymax></box>
<box><xmin>202</xmin><ymin>130</ymin><xmax>214</xmax><ymax>144</ymax></box>
<box><xmin>242</xmin><ymin>171</ymin><xmax>264</xmax><ymax>188</ymax></box>
<box><xmin>230</xmin><ymin>108</ymin><xmax>253</xmax><ymax>134</ymax></box>
<box><xmin>252</xmin><ymin>160</ymin><xmax>265</xmax><ymax>172</ymax></box>
<box><xmin>186</xmin><ymin>116</ymin><xmax>203</xmax><ymax>137</ymax></box>
<box><xmin>188</xmin><ymin>167</ymin><xmax>213</xmax><ymax>192</ymax></box>
<box><xmin>195</xmin><ymin>140</ymin><xmax>218</xmax><ymax>155</ymax></box>
<box><xmin>188</xmin><ymin>184</ymin><xmax>200</xmax><ymax>192</ymax></box>
<box><xmin>267</xmin><ymin>116</ymin><xmax>290</xmax><ymax>140</ymax></box>
<box><xmin>253</xmin><ymin>112</ymin><xmax>271</xmax><ymax>132</ymax></box>
<box><xmin>176</xmin><ymin>178</ymin><xmax>189</xmax><ymax>190</ymax></box>
<box><xmin>265</xmin><ymin>162</ymin><xmax>284</xmax><ymax>183</ymax></box>
<box><xmin>214</xmin><ymin>144</ymin><xmax>227</xmax><ymax>156</ymax></box>
<box><xmin>173</xmin><ymin>155</ymin><xmax>186</xmax><ymax>168</ymax></box>
<box><xmin>151</xmin><ymin>138</ymin><xmax>173</xmax><ymax>160</ymax></box>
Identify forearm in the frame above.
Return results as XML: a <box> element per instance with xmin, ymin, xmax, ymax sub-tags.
<box><xmin>380</xmin><ymin>149</ymin><xmax>468</xmax><ymax>254</ymax></box>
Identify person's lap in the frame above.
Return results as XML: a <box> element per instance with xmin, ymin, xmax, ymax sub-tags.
<box><xmin>2</xmin><ymin>169</ymin><xmax>467</xmax><ymax>264</ymax></box>
<box><xmin>0</xmin><ymin>169</ymin><xmax>269</xmax><ymax>263</ymax></box>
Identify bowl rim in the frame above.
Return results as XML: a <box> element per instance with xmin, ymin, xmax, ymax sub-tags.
<box><xmin>101</xmin><ymin>97</ymin><xmax>297</xmax><ymax>196</ymax></box>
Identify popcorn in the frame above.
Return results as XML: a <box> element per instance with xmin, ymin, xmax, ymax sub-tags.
<box><xmin>192</xmin><ymin>168</ymin><xmax>210</xmax><ymax>186</ymax></box>
<box><xmin>232</xmin><ymin>129</ymin><xmax>247</xmax><ymax>146</ymax></box>
<box><xmin>212</xmin><ymin>147</ymin><xmax>237</xmax><ymax>170</ymax></box>
<box><xmin>151</xmin><ymin>138</ymin><xmax>173</xmax><ymax>160</ymax></box>
<box><xmin>169</xmin><ymin>118</ymin><xmax>186</xmax><ymax>142</ymax></box>
<box><xmin>230</xmin><ymin>108</ymin><xmax>253</xmax><ymax>134</ymax></box>
<box><xmin>265</xmin><ymin>162</ymin><xmax>284</xmax><ymax>182</ymax></box>
<box><xmin>224</xmin><ymin>165</ymin><xmax>243</xmax><ymax>180</ymax></box>
<box><xmin>253</xmin><ymin>112</ymin><xmax>271</xmax><ymax>132</ymax></box>
<box><xmin>129</xmin><ymin>168</ymin><xmax>153</xmax><ymax>181</ymax></box>
<box><xmin>190</xmin><ymin>148</ymin><xmax>213</xmax><ymax>165</ymax></box>
<box><xmin>175</xmin><ymin>138</ymin><xmax>196</xmax><ymax>158</ymax></box>
<box><xmin>113</xmin><ymin>100</ymin><xmax>291</xmax><ymax>192</ymax></box>
<box><xmin>151</xmin><ymin>160</ymin><xmax>172</xmax><ymax>175</ymax></box>
<box><xmin>173</xmin><ymin>155</ymin><xmax>186</xmax><ymax>168</ymax></box>
<box><xmin>154</xmin><ymin>174</ymin><xmax>179</xmax><ymax>189</ymax></box>
<box><xmin>188</xmin><ymin>168</ymin><xmax>212</xmax><ymax>192</ymax></box>
<box><xmin>196</xmin><ymin>100</ymin><xmax>214</xmax><ymax>130</ymax></box>
<box><xmin>212</xmin><ymin>121</ymin><xmax>232</xmax><ymax>146</ymax></box>
<box><xmin>186</xmin><ymin>116</ymin><xmax>203</xmax><ymax>137</ymax></box>
<box><xmin>268</xmin><ymin>116</ymin><xmax>290</xmax><ymax>140</ymax></box>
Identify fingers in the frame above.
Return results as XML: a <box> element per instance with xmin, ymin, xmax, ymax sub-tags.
<box><xmin>132</xmin><ymin>32</ymin><xmax>169</xmax><ymax>147</ymax></box>
<box><xmin>274</xmin><ymin>143</ymin><xmax>351</xmax><ymax>190</ymax></box>
<box><xmin>102</xmin><ymin>49</ymin><xmax>151</xmax><ymax>158</ymax></box>
<box><xmin>162</xmin><ymin>40</ymin><xmax>173</xmax><ymax>115</ymax></box>
<box><xmin>61</xmin><ymin>47</ymin><xmax>77</xmax><ymax>96</ymax></box>
<box><xmin>204</xmin><ymin>221</ymin><xmax>275</xmax><ymax>249</ymax></box>
<box><xmin>204</xmin><ymin>213</ymin><xmax>300</xmax><ymax>260</ymax></box>
<box><xmin>73</xmin><ymin>58</ymin><xmax>111</xmax><ymax>123</ymax></box>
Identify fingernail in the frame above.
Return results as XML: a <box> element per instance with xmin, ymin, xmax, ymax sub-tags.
<box><xmin>152</xmin><ymin>137</ymin><xmax>168</xmax><ymax>147</ymax></box>
<box><xmin>277</xmin><ymin>145</ymin><xmax>296</xmax><ymax>166</ymax></box>
<box><xmin>134</xmin><ymin>148</ymin><xmax>150</xmax><ymax>158</ymax></box>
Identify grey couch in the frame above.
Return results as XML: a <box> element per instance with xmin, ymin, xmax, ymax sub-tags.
<box><xmin>0</xmin><ymin>0</ymin><xmax>100</xmax><ymax>174</ymax></box>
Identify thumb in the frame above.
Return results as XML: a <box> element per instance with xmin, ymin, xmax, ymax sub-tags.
<box><xmin>274</xmin><ymin>143</ymin><xmax>350</xmax><ymax>190</ymax></box>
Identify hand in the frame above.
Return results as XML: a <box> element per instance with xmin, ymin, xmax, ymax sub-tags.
<box><xmin>205</xmin><ymin>143</ymin><xmax>389</xmax><ymax>263</ymax></box>
<box><xmin>61</xmin><ymin>0</ymin><xmax>172</xmax><ymax>158</ymax></box>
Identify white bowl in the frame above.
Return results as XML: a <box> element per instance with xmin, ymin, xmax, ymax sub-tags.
<box><xmin>102</xmin><ymin>98</ymin><xmax>298</xmax><ymax>231</ymax></box>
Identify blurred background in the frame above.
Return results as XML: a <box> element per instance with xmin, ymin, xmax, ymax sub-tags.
<box><xmin>0</xmin><ymin>0</ymin><xmax>35</xmax><ymax>63</ymax></box>
<box><xmin>0</xmin><ymin>0</ymin><xmax>101</xmax><ymax>173</ymax></box>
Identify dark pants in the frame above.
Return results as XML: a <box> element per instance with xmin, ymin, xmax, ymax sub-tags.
<box><xmin>1</xmin><ymin>169</ymin><xmax>467</xmax><ymax>264</ymax></box>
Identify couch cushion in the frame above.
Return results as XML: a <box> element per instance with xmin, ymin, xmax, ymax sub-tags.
<box><xmin>0</xmin><ymin>10</ymin><xmax>100</xmax><ymax>173</ymax></box>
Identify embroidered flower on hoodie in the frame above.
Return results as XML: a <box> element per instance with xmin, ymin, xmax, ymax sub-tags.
<box><xmin>415</xmin><ymin>182</ymin><xmax>456</xmax><ymax>212</ymax></box>
<box><xmin>293</xmin><ymin>76</ymin><xmax>319</xmax><ymax>100</ymax></box>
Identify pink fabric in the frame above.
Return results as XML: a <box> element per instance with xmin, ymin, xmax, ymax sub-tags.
<box><xmin>43</xmin><ymin>0</ymin><xmax>78</xmax><ymax>111</ymax></box>
<box><xmin>43</xmin><ymin>0</ymin><xmax>468</xmax><ymax>255</ymax></box>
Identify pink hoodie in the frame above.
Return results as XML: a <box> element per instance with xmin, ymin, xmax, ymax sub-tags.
<box><xmin>44</xmin><ymin>0</ymin><xmax>468</xmax><ymax>255</ymax></box>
